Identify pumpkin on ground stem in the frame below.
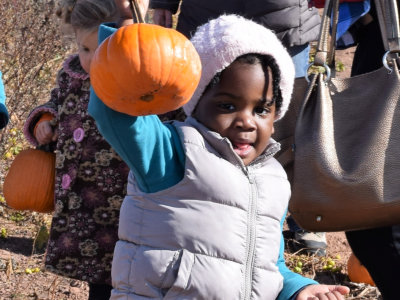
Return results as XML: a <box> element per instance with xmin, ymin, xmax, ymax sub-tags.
<box><xmin>3</xmin><ymin>148</ymin><xmax>55</xmax><ymax>213</ymax></box>
<box><xmin>90</xmin><ymin>23</ymin><xmax>202</xmax><ymax>116</ymax></box>
<box><xmin>347</xmin><ymin>252</ymin><xmax>375</xmax><ymax>286</ymax></box>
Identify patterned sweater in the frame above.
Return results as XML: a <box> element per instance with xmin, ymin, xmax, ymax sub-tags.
<box><xmin>24</xmin><ymin>55</ymin><xmax>129</xmax><ymax>284</ymax></box>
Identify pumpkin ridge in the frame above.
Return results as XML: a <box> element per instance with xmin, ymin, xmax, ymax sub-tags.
<box><xmin>109</xmin><ymin>28</ymin><xmax>137</xmax><ymax>106</ymax></box>
<box><xmin>163</xmin><ymin>27</ymin><xmax>178</xmax><ymax>97</ymax></box>
<box><xmin>4</xmin><ymin>149</ymin><xmax>55</xmax><ymax>213</ymax></box>
<box><xmin>151</xmin><ymin>24</ymin><xmax>165</xmax><ymax>92</ymax></box>
<box><xmin>146</xmin><ymin>24</ymin><xmax>171</xmax><ymax>100</ymax></box>
<box><xmin>116</xmin><ymin>26</ymin><xmax>140</xmax><ymax>99</ymax></box>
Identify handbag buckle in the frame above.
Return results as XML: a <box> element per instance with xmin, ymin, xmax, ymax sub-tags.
<box><xmin>306</xmin><ymin>63</ymin><xmax>331</xmax><ymax>83</ymax></box>
<box><xmin>382</xmin><ymin>50</ymin><xmax>400</xmax><ymax>73</ymax></box>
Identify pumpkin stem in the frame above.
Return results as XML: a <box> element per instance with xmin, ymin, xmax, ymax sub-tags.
<box><xmin>129</xmin><ymin>0</ymin><xmax>145</xmax><ymax>23</ymax></box>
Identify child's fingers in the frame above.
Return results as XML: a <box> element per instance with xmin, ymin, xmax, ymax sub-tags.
<box><xmin>319</xmin><ymin>286</ymin><xmax>349</xmax><ymax>300</ymax></box>
<box><xmin>35</xmin><ymin>122</ymin><xmax>55</xmax><ymax>145</ymax></box>
<box><xmin>328</xmin><ymin>285</ymin><xmax>350</xmax><ymax>295</ymax></box>
<box><xmin>314</xmin><ymin>291</ymin><xmax>341</xmax><ymax>300</ymax></box>
<box><xmin>331</xmin><ymin>290</ymin><xmax>346</xmax><ymax>299</ymax></box>
<box><xmin>323</xmin><ymin>291</ymin><xmax>340</xmax><ymax>300</ymax></box>
<box><xmin>297</xmin><ymin>285</ymin><xmax>349</xmax><ymax>300</ymax></box>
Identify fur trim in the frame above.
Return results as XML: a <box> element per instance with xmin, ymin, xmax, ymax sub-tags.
<box><xmin>183</xmin><ymin>14</ymin><xmax>295</xmax><ymax>121</ymax></box>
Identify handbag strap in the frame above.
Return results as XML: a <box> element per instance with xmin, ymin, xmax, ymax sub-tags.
<box><xmin>313</xmin><ymin>0</ymin><xmax>340</xmax><ymax>69</ymax></box>
<box><xmin>374</xmin><ymin>0</ymin><xmax>400</xmax><ymax>51</ymax></box>
<box><xmin>313</xmin><ymin>0</ymin><xmax>400</xmax><ymax>73</ymax></box>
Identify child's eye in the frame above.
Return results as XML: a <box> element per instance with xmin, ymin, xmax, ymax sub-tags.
<box><xmin>80</xmin><ymin>46</ymin><xmax>90</xmax><ymax>53</ymax></box>
<box><xmin>254</xmin><ymin>106</ymin><xmax>271</xmax><ymax>115</ymax></box>
<box><xmin>217</xmin><ymin>103</ymin><xmax>235</xmax><ymax>111</ymax></box>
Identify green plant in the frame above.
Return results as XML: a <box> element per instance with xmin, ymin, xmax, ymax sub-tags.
<box><xmin>34</xmin><ymin>224</ymin><xmax>50</xmax><ymax>252</ymax></box>
<box><xmin>10</xmin><ymin>212</ymin><xmax>25</xmax><ymax>222</ymax></box>
<box><xmin>336</xmin><ymin>60</ymin><xmax>345</xmax><ymax>72</ymax></box>
<box><xmin>3</xmin><ymin>128</ymin><xmax>25</xmax><ymax>159</ymax></box>
<box><xmin>285</xmin><ymin>252</ymin><xmax>345</xmax><ymax>277</ymax></box>
<box><xmin>25</xmin><ymin>267</ymin><xmax>41</xmax><ymax>274</ymax></box>
<box><xmin>294</xmin><ymin>260</ymin><xmax>304</xmax><ymax>273</ymax></box>
<box><xmin>0</xmin><ymin>227</ymin><xmax>7</xmax><ymax>238</ymax></box>
<box><xmin>0</xmin><ymin>0</ymin><xmax>73</xmax><ymax>163</ymax></box>
<box><xmin>322</xmin><ymin>257</ymin><xmax>341</xmax><ymax>272</ymax></box>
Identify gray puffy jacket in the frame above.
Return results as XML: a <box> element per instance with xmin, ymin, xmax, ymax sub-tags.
<box><xmin>111</xmin><ymin>118</ymin><xmax>291</xmax><ymax>299</ymax></box>
<box><xmin>150</xmin><ymin>0</ymin><xmax>321</xmax><ymax>47</ymax></box>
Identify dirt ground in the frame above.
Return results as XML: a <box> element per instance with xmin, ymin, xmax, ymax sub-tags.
<box><xmin>0</xmin><ymin>46</ymin><xmax>382</xmax><ymax>300</ymax></box>
<box><xmin>0</xmin><ymin>212</ymin><xmax>374</xmax><ymax>300</ymax></box>
<box><xmin>0</xmin><ymin>210</ymin><xmax>380</xmax><ymax>300</ymax></box>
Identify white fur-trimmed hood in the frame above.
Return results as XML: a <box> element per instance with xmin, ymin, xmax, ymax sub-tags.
<box><xmin>183</xmin><ymin>14</ymin><xmax>295</xmax><ymax>121</ymax></box>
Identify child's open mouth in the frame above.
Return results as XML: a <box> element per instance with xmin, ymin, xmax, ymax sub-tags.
<box><xmin>233</xmin><ymin>143</ymin><xmax>253</xmax><ymax>157</ymax></box>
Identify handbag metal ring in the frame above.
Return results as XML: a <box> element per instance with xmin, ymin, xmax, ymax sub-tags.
<box><xmin>382</xmin><ymin>50</ymin><xmax>400</xmax><ymax>73</ymax></box>
<box><xmin>305</xmin><ymin>63</ymin><xmax>331</xmax><ymax>83</ymax></box>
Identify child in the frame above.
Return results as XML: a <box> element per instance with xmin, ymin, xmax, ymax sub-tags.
<box><xmin>0</xmin><ymin>70</ymin><xmax>9</xmax><ymax>129</ymax></box>
<box><xmin>89</xmin><ymin>15</ymin><xmax>350</xmax><ymax>299</ymax></box>
<box><xmin>23</xmin><ymin>1</ymin><xmax>129</xmax><ymax>299</ymax></box>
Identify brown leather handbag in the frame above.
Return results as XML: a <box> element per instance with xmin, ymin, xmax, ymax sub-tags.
<box><xmin>273</xmin><ymin>0</ymin><xmax>400</xmax><ymax>231</ymax></box>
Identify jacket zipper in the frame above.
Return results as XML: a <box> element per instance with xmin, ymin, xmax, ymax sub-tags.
<box><xmin>241</xmin><ymin>168</ymin><xmax>257</xmax><ymax>300</ymax></box>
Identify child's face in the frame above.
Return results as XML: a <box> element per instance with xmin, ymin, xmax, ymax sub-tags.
<box><xmin>75</xmin><ymin>28</ymin><xmax>99</xmax><ymax>74</ymax></box>
<box><xmin>193</xmin><ymin>61</ymin><xmax>277</xmax><ymax>166</ymax></box>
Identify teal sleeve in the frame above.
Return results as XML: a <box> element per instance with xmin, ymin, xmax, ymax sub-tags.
<box><xmin>89</xmin><ymin>87</ymin><xmax>185</xmax><ymax>193</ymax></box>
<box><xmin>276</xmin><ymin>211</ymin><xmax>318</xmax><ymax>300</ymax></box>
<box><xmin>0</xmin><ymin>71</ymin><xmax>9</xmax><ymax>129</ymax></box>
<box><xmin>88</xmin><ymin>22</ymin><xmax>185</xmax><ymax>193</ymax></box>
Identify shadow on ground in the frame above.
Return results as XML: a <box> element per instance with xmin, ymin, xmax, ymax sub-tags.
<box><xmin>0</xmin><ymin>236</ymin><xmax>36</xmax><ymax>256</ymax></box>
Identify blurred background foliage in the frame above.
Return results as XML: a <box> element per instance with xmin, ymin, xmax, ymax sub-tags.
<box><xmin>0</xmin><ymin>0</ymin><xmax>75</xmax><ymax>175</ymax></box>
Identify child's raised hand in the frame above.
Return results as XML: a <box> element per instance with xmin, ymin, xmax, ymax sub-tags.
<box><xmin>295</xmin><ymin>284</ymin><xmax>350</xmax><ymax>300</ymax></box>
<box><xmin>34</xmin><ymin>121</ymin><xmax>58</xmax><ymax>145</ymax></box>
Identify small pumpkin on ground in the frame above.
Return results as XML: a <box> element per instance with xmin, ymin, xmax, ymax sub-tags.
<box><xmin>90</xmin><ymin>23</ymin><xmax>201</xmax><ymax>116</ymax></box>
<box><xmin>347</xmin><ymin>252</ymin><xmax>375</xmax><ymax>286</ymax></box>
<box><xmin>4</xmin><ymin>148</ymin><xmax>55</xmax><ymax>213</ymax></box>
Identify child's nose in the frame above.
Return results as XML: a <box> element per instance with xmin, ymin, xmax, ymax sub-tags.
<box><xmin>234</xmin><ymin>111</ymin><xmax>256</xmax><ymax>130</ymax></box>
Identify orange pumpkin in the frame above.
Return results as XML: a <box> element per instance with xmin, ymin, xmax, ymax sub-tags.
<box><xmin>3</xmin><ymin>149</ymin><xmax>55</xmax><ymax>213</ymax></box>
<box><xmin>90</xmin><ymin>23</ymin><xmax>202</xmax><ymax>116</ymax></box>
<box><xmin>347</xmin><ymin>252</ymin><xmax>375</xmax><ymax>286</ymax></box>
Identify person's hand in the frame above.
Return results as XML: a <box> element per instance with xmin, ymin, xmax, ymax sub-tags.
<box><xmin>296</xmin><ymin>284</ymin><xmax>350</xmax><ymax>300</ymax></box>
<box><xmin>115</xmin><ymin>0</ymin><xmax>149</xmax><ymax>27</ymax></box>
<box><xmin>34</xmin><ymin>121</ymin><xmax>58</xmax><ymax>145</ymax></box>
<box><xmin>152</xmin><ymin>8</ymin><xmax>173</xmax><ymax>28</ymax></box>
